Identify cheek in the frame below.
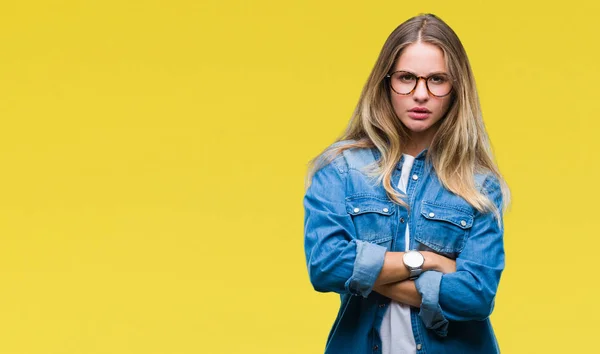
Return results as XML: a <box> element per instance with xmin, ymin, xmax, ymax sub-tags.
<box><xmin>436</xmin><ymin>96</ymin><xmax>452</xmax><ymax>115</ymax></box>
<box><xmin>391</xmin><ymin>95</ymin><xmax>410</xmax><ymax>112</ymax></box>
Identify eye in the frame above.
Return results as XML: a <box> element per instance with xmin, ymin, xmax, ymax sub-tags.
<box><xmin>429</xmin><ymin>75</ymin><xmax>449</xmax><ymax>84</ymax></box>
<box><xmin>396</xmin><ymin>73</ymin><xmax>416</xmax><ymax>83</ymax></box>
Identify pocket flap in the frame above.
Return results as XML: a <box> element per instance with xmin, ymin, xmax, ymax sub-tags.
<box><xmin>345</xmin><ymin>196</ymin><xmax>395</xmax><ymax>216</ymax></box>
<box><xmin>420</xmin><ymin>201</ymin><xmax>473</xmax><ymax>229</ymax></box>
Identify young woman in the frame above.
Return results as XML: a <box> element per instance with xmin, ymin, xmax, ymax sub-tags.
<box><xmin>303</xmin><ymin>13</ymin><xmax>510</xmax><ymax>354</ymax></box>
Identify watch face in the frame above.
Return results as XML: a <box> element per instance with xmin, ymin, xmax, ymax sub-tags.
<box><xmin>404</xmin><ymin>251</ymin><xmax>424</xmax><ymax>268</ymax></box>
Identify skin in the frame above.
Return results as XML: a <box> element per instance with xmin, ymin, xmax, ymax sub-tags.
<box><xmin>373</xmin><ymin>251</ymin><xmax>456</xmax><ymax>307</ymax></box>
<box><xmin>389</xmin><ymin>42</ymin><xmax>453</xmax><ymax>156</ymax></box>
<box><xmin>372</xmin><ymin>42</ymin><xmax>456</xmax><ymax>306</ymax></box>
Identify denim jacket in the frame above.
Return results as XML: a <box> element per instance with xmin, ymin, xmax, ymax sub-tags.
<box><xmin>303</xmin><ymin>142</ymin><xmax>505</xmax><ymax>354</ymax></box>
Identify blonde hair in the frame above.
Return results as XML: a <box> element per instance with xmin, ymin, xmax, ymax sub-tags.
<box><xmin>306</xmin><ymin>13</ymin><xmax>510</xmax><ymax>217</ymax></box>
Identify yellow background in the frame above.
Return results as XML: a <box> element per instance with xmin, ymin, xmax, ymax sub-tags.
<box><xmin>0</xmin><ymin>1</ymin><xmax>598</xmax><ymax>353</ymax></box>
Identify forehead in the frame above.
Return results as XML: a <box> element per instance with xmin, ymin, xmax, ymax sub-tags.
<box><xmin>393</xmin><ymin>42</ymin><xmax>447</xmax><ymax>74</ymax></box>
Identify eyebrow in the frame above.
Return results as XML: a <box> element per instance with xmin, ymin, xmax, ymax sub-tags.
<box><xmin>395</xmin><ymin>70</ymin><xmax>449</xmax><ymax>76</ymax></box>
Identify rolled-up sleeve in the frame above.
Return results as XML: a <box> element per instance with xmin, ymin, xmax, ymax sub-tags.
<box><xmin>304</xmin><ymin>160</ymin><xmax>387</xmax><ymax>298</ymax></box>
<box><xmin>415</xmin><ymin>271</ymin><xmax>447</xmax><ymax>335</ymax></box>
<box><xmin>415</xmin><ymin>175</ymin><xmax>506</xmax><ymax>336</ymax></box>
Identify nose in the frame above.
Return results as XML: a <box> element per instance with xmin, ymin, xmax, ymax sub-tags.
<box><xmin>412</xmin><ymin>78</ymin><xmax>429</xmax><ymax>102</ymax></box>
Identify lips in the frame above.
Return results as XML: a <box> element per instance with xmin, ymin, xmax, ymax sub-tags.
<box><xmin>407</xmin><ymin>107</ymin><xmax>431</xmax><ymax>120</ymax></box>
<box><xmin>409</xmin><ymin>107</ymin><xmax>431</xmax><ymax>113</ymax></box>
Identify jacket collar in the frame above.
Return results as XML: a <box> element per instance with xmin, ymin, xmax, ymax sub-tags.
<box><xmin>371</xmin><ymin>148</ymin><xmax>428</xmax><ymax>170</ymax></box>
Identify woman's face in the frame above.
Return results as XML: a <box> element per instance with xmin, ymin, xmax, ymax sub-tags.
<box><xmin>389</xmin><ymin>42</ymin><xmax>453</xmax><ymax>145</ymax></box>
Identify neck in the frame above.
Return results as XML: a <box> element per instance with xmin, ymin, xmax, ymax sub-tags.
<box><xmin>404</xmin><ymin>136</ymin><xmax>432</xmax><ymax>157</ymax></box>
<box><xmin>404</xmin><ymin>125</ymin><xmax>440</xmax><ymax>156</ymax></box>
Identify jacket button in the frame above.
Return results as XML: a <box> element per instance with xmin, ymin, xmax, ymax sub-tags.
<box><xmin>428</xmin><ymin>212</ymin><xmax>435</xmax><ymax>218</ymax></box>
<box><xmin>373</xmin><ymin>345</ymin><xmax>379</xmax><ymax>351</ymax></box>
<box><xmin>416</xmin><ymin>343</ymin><xmax>422</xmax><ymax>350</ymax></box>
<box><xmin>353</xmin><ymin>208</ymin><xmax>360</xmax><ymax>213</ymax></box>
<box><xmin>383</xmin><ymin>208</ymin><xmax>389</xmax><ymax>212</ymax></box>
<box><xmin>412</xmin><ymin>174</ymin><xmax>418</xmax><ymax>180</ymax></box>
<box><xmin>460</xmin><ymin>220</ymin><xmax>467</xmax><ymax>226</ymax></box>
<box><xmin>400</xmin><ymin>217</ymin><xmax>405</xmax><ymax>223</ymax></box>
<box><xmin>379</xmin><ymin>303</ymin><xmax>386</xmax><ymax>308</ymax></box>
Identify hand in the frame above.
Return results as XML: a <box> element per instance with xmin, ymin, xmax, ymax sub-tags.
<box><xmin>421</xmin><ymin>251</ymin><xmax>456</xmax><ymax>274</ymax></box>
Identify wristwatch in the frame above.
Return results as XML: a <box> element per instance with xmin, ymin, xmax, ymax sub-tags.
<box><xmin>403</xmin><ymin>250</ymin><xmax>425</xmax><ymax>280</ymax></box>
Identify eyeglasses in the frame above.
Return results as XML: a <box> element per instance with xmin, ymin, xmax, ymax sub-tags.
<box><xmin>385</xmin><ymin>70</ymin><xmax>453</xmax><ymax>97</ymax></box>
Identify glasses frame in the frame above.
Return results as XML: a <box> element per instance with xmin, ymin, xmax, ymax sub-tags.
<box><xmin>385</xmin><ymin>70</ymin><xmax>453</xmax><ymax>98</ymax></box>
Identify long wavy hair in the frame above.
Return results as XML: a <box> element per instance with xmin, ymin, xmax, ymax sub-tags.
<box><xmin>306</xmin><ymin>13</ymin><xmax>510</xmax><ymax>217</ymax></box>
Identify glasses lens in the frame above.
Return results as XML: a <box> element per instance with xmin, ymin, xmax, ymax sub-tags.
<box><xmin>389</xmin><ymin>71</ymin><xmax>452</xmax><ymax>97</ymax></box>
<box><xmin>427</xmin><ymin>74</ymin><xmax>452</xmax><ymax>97</ymax></box>
<box><xmin>390</xmin><ymin>72</ymin><xmax>417</xmax><ymax>94</ymax></box>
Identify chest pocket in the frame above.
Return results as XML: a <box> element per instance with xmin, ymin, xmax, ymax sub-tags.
<box><xmin>414</xmin><ymin>201</ymin><xmax>474</xmax><ymax>258</ymax></box>
<box><xmin>346</xmin><ymin>195</ymin><xmax>396</xmax><ymax>247</ymax></box>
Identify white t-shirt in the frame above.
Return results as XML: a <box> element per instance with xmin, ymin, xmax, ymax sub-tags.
<box><xmin>380</xmin><ymin>154</ymin><xmax>417</xmax><ymax>354</ymax></box>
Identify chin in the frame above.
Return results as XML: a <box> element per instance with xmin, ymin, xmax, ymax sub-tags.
<box><xmin>402</xmin><ymin>121</ymin><xmax>434</xmax><ymax>134</ymax></box>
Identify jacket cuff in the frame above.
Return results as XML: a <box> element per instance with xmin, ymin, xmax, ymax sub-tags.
<box><xmin>345</xmin><ymin>240</ymin><xmax>387</xmax><ymax>297</ymax></box>
<box><xmin>415</xmin><ymin>270</ymin><xmax>449</xmax><ymax>337</ymax></box>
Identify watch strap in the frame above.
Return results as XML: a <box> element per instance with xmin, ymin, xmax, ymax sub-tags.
<box><xmin>408</xmin><ymin>268</ymin><xmax>423</xmax><ymax>280</ymax></box>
